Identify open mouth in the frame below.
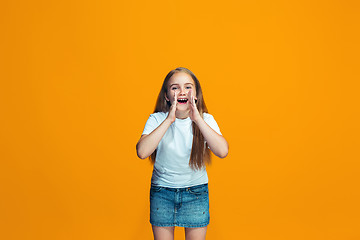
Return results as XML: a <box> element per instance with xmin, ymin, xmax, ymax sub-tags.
<box><xmin>177</xmin><ymin>98</ymin><xmax>188</xmax><ymax>104</ymax></box>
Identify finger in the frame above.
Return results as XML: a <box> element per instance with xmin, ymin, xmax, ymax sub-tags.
<box><xmin>173</xmin><ymin>91</ymin><xmax>178</xmax><ymax>106</ymax></box>
<box><xmin>189</xmin><ymin>90</ymin><xmax>197</xmax><ymax>105</ymax></box>
<box><xmin>190</xmin><ymin>91</ymin><xmax>195</xmax><ymax>106</ymax></box>
<box><xmin>189</xmin><ymin>90</ymin><xmax>193</xmax><ymax>105</ymax></box>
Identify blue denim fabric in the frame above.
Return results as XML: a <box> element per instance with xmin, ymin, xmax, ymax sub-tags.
<box><xmin>150</xmin><ymin>183</ymin><xmax>210</xmax><ymax>228</ymax></box>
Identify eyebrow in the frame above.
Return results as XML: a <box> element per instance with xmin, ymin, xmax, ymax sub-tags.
<box><xmin>169</xmin><ymin>83</ymin><xmax>194</xmax><ymax>87</ymax></box>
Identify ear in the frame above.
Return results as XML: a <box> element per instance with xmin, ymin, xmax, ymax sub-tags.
<box><xmin>164</xmin><ymin>92</ymin><xmax>170</xmax><ymax>101</ymax></box>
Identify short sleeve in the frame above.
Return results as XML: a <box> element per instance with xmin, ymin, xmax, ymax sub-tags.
<box><xmin>141</xmin><ymin>114</ymin><xmax>160</xmax><ymax>135</ymax></box>
<box><xmin>203</xmin><ymin>113</ymin><xmax>222</xmax><ymax>135</ymax></box>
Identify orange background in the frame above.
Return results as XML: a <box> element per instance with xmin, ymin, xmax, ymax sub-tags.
<box><xmin>1</xmin><ymin>0</ymin><xmax>359</xmax><ymax>239</ymax></box>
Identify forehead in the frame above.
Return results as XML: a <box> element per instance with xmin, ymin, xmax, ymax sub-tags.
<box><xmin>167</xmin><ymin>72</ymin><xmax>195</xmax><ymax>87</ymax></box>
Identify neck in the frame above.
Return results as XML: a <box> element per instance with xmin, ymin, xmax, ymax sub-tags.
<box><xmin>175</xmin><ymin>110</ymin><xmax>190</xmax><ymax>119</ymax></box>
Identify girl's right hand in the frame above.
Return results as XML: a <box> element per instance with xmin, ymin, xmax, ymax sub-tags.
<box><xmin>167</xmin><ymin>91</ymin><xmax>177</xmax><ymax>123</ymax></box>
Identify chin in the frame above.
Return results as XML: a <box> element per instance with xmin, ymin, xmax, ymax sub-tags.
<box><xmin>176</xmin><ymin>106</ymin><xmax>190</xmax><ymax>111</ymax></box>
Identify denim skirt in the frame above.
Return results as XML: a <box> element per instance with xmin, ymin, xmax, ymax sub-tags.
<box><xmin>150</xmin><ymin>183</ymin><xmax>210</xmax><ymax>228</ymax></box>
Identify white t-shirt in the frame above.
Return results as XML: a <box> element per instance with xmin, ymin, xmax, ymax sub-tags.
<box><xmin>141</xmin><ymin>112</ymin><xmax>222</xmax><ymax>188</ymax></box>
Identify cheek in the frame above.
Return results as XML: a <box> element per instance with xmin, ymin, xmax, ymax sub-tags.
<box><xmin>165</xmin><ymin>91</ymin><xmax>171</xmax><ymax>100</ymax></box>
<box><xmin>167</xmin><ymin>90</ymin><xmax>178</xmax><ymax>99</ymax></box>
<box><xmin>189</xmin><ymin>90</ymin><xmax>197</xmax><ymax>97</ymax></box>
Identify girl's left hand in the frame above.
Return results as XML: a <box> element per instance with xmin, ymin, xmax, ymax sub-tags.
<box><xmin>188</xmin><ymin>90</ymin><xmax>201</xmax><ymax>122</ymax></box>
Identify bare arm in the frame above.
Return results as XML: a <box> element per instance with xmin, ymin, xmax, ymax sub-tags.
<box><xmin>136</xmin><ymin>118</ymin><xmax>173</xmax><ymax>159</ymax></box>
<box><xmin>189</xmin><ymin>89</ymin><xmax>229</xmax><ymax>158</ymax></box>
<box><xmin>193</xmin><ymin>117</ymin><xmax>229</xmax><ymax>158</ymax></box>
<box><xmin>136</xmin><ymin>92</ymin><xmax>178</xmax><ymax>159</ymax></box>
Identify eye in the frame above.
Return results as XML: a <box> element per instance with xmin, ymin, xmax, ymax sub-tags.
<box><xmin>186</xmin><ymin>86</ymin><xmax>192</xmax><ymax>89</ymax></box>
<box><xmin>171</xmin><ymin>87</ymin><xmax>178</xmax><ymax>90</ymax></box>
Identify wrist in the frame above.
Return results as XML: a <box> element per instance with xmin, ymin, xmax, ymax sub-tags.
<box><xmin>192</xmin><ymin>115</ymin><xmax>203</xmax><ymax>124</ymax></box>
<box><xmin>165</xmin><ymin>117</ymin><xmax>175</xmax><ymax>124</ymax></box>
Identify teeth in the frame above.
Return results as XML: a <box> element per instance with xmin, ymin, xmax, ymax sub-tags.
<box><xmin>177</xmin><ymin>98</ymin><xmax>188</xmax><ymax>103</ymax></box>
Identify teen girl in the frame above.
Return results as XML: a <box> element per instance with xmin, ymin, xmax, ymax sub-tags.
<box><xmin>136</xmin><ymin>67</ymin><xmax>229</xmax><ymax>240</ymax></box>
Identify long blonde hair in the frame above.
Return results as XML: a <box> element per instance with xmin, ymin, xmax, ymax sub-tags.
<box><xmin>149</xmin><ymin>67</ymin><xmax>211</xmax><ymax>170</ymax></box>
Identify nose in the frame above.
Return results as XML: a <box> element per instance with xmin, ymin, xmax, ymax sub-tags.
<box><xmin>179</xmin><ymin>87</ymin><xmax>187</xmax><ymax>95</ymax></box>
